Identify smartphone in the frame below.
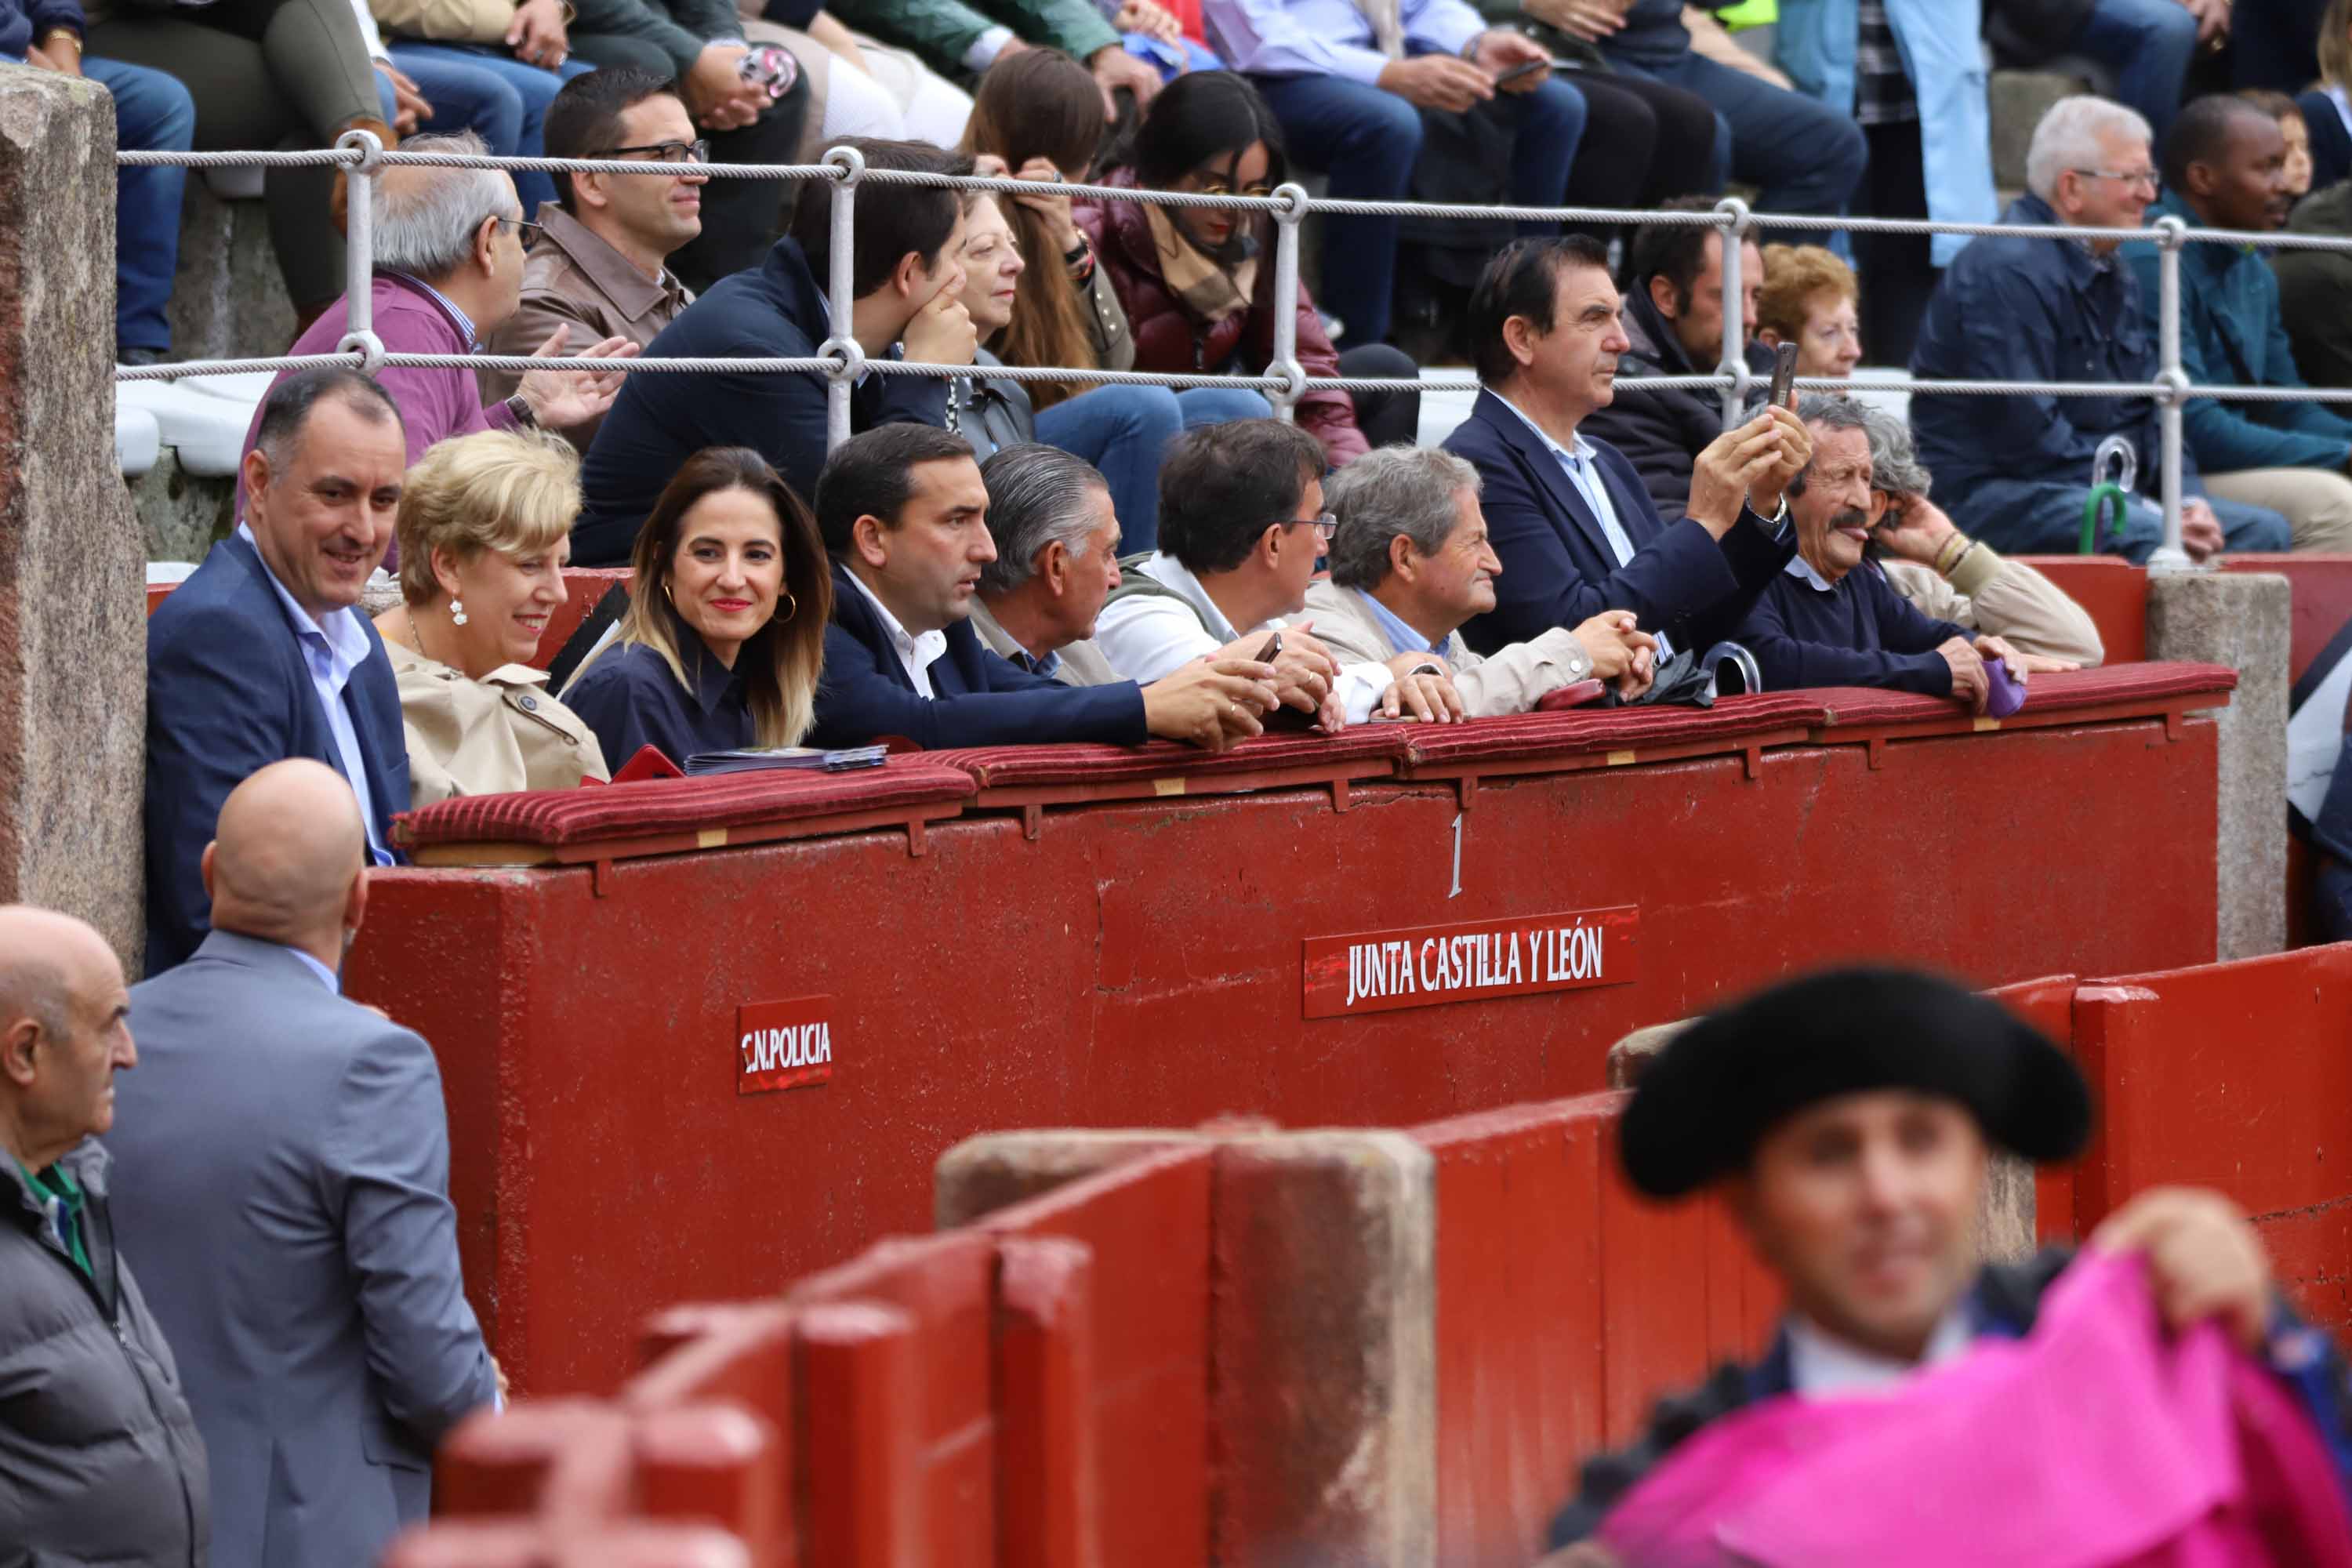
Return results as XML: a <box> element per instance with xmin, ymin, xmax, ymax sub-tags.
<box><xmin>1254</xmin><ymin>632</ymin><xmax>1283</xmax><ymax>662</ymax></box>
<box><xmin>1768</xmin><ymin>340</ymin><xmax>1799</xmax><ymax>408</ymax></box>
<box><xmin>1494</xmin><ymin>57</ymin><xmax>1548</xmax><ymax>85</ymax></box>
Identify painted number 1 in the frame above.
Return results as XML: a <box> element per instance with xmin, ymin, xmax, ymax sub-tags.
<box><xmin>1448</xmin><ymin>812</ymin><xmax>1464</xmax><ymax>899</ymax></box>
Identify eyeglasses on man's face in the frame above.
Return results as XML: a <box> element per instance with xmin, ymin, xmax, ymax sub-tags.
<box><xmin>601</xmin><ymin>140</ymin><xmax>713</xmax><ymax>165</ymax></box>
<box><xmin>1283</xmin><ymin>512</ymin><xmax>1338</xmax><ymax>543</ymax></box>
<box><xmin>2072</xmin><ymin>166</ymin><xmax>2160</xmax><ymax>193</ymax></box>
<box><xmin>493</xmin><ymin>216</ymin><xmax>544</xmax><ymax>246</ymax></box>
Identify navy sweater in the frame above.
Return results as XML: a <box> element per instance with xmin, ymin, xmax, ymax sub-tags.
<box><xmin>1736</xmin><ymin>558</ymin><xmax>1972</xmax><ymax>696</ymax></box>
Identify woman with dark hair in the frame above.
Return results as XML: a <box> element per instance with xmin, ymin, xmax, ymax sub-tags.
<box><xmin>1076</xmin><ymin>70</ymin><xmax>1419</xmax><ymax>470</ymax></box>
<box><xmin>562</xmin><ymin>447</ymin><xmax>833</xmax><ymax>768</ymax></box>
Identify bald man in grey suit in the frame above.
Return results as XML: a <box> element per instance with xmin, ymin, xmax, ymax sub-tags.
<box><xmin>106</xmin><ymin>760</ymin><xmax>498</xmax><ymax>1568</ymax></box>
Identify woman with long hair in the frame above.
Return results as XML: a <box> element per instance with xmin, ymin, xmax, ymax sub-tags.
<box><xmin>1075</xmin><ymin>71</ymin><xmax>1418</xmax><ymax>470</ymax></box>
<box><xmin>562</xmin><ymin>448</ymin><xmax>833</xmax><ymax>768</ymax></box>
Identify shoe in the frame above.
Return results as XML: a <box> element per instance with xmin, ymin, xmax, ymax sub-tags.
<box><xmin>117</xmin><ymin>347</ymin><xmax>168</xmax><ymax>368</ymax></box>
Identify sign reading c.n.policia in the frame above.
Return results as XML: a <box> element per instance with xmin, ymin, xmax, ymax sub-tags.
<box><xmin>737</xmin><ymin>996</ymin><xmax>833</xmax><ymax>1094</ymax></box>
<box><xmin>1301</xmin><ymin>906</ymin><xmax>1639</xmax><ymax>1019</ymax></box>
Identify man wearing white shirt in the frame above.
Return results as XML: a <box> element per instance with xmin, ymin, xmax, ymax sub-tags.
<box><xmin>1094</xmin><ymin>420</ymin><xmax>1462</xmax><ymax>729</ymax></box>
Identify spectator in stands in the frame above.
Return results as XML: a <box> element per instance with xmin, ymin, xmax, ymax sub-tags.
<box><xmin>557</xmin><ymin>0</ymin><xmax>815</xmax><ymax>290</ymax></box>
<box><xmin>1756</xmin><ymin>244</ymin><xmax>1861</xmax><ymax>381</ymax></box>
<box><xmin>1910</xmin><ymin>97</ymin><xmax>2293</xmax><ymax>563</ymax></box>
<box><xmin>564</xmin><ymin>446</ymin><xmax>832</xmax><ymax>767</ymax></box>
<box><xmin>1736</xmin><ymin>396</ymin><xmax>2063</xmax><ymax>709</ymax></box>
<box><xmin>2276</xmin><ymin>154</ymin><xmax>2352</xmax><ymax>390</ymax></box>
<box><xmin>2299</xmin><ymin>0</ymin><xmax>2352</xmax><ymax>192</ymax></box>
<box><xmin>2126</xmin><ymin>95</ymin><xmax>2352</xmax><ymax>553</ymax></box>
<box><xmin>80</xmin><ymin>0</ymin><xmax>390</xmax><ymax>325</ymax></box>
<box><xmin>1859</xmin><ymin>404</ymin><xmax>2106</xmax><ymax>667</ymax></box>
<box><xmin>355</xmin><ymin>0</ymin><xmax>586</xmax><ymax>219</ymax></box>
<box><xmin>575</xmin><ymin>136</ymin><xmax>977</xmax><ymax>566</ymax></box>
<box><xmin>2244</xmin><ymin>89</ymin><xmax>2315</xmax><ymax>201</ymax></box>
<box><xmin>1094</xmin><ymin>419</ymin><xmax>1460</xmax><ymax>727</ymax></box>
<box><xmin>147</xmin><ymin>369</ymin><xmax>414</xmax><ymax>973</ymax></box>
<box><xmin>1983</xmin><ymin>0</ymin><xmax>2201</xmax><ymax>143</ymax></box>
<box><xmin>4</xmin><ymin>6</ymin><xmax>194</xmax><ymax>365</ymax></box>
<box><xmin>372</xmin><ymin>430</ymin><xmax>611</xmax><ymax>801</ymax></box>
<box><xmin>1584</xmin><ymin>198</ymin><xmax>1766</xmax><ymax>522</ymax></box>
<box><xmin>808</xmin><ymin>424</ymin><xmax>1278</xmax><ymax>747</ymax></box>
<box><xmin>1542</xmin><ymin>967</ymin><xmax>2352</xmax><ymax>1558</ymax></box>
<box><xmin>483</xmin><ymin>69</ymin><xmax>705</xmax><ymax>453</ymax></box>
<box><xmin>968</xmin><ymin>443</ymin><xmax>1131</xmax><ymax>683</ymax></box>
<box><xmin>1443</xmin><ymin>237</ymin><xmax>1806</xmax><ymax>665</ymax></box>
<box><xmin>2234</xmin><ymin>0</ymin><xmax>2328</xmax><ymax>94</ymax></box>
<box><xmin>2317</xmin><ymin>736</ymin><xmax>2352</xmax><ymax>942</ymax></box>
<box><xmin>1502</xmin><ymin>11</ymin><xmax>1722</xmax><ymax>218</ymax></box>
<box><xmin>1307</xmin><ymin>446</ymin><xmax>1661</xmax><ymax>716</ymax></box>
<box><xmin>0</xmin><ymin>904</ymin><xmax>208</xmax><ymax>1568</ymax></box>
<box><xmin>738</xmin><ymin>4</ymin><xmax>975</xmax><ymax>156</ymax></box>
<box><xmin>949</xmin><ymin>191</ymin><xmax>1265</xmax><ymax>550</ymax></box>
<box><xmin>252</xmin><ymin>129</ymin><xmax>635</xmax><ymax>529</ymax></box>
<box><xmin>820</xmin><ymin>0</ymin><xmax>1161</xmax><ymax>121</ymax></box>
<box><xmin>1571</xmin><ymin>1</ymin><xmax>1865</xmax><ymax>230</ymax></box>
<box><xmin>1079</xmin><ymin>72</ymin><xmax>1418</xmax><ymax>470</ymax></box>
<box><xmin>1201</xmin><ymin>0</ymin><xmax>1577</xmax><ymax>350</ymax></box>
<box><xmin>109</xmin><ymin>760</ymin><xmax>499</xmax><ymax>1568</ymax></box>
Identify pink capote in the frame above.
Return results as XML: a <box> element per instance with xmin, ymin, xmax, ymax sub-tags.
<box><xmin>1597</xmin><ymin>1252</ymin><xmax>2352</xmax><ymax>1568</ymax></box>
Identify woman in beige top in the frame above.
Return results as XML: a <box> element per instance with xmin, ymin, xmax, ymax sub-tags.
<box><xmin>372</xmin><ymin>429</ymin><xmax>611</xmax><ymax>803</ymax></box>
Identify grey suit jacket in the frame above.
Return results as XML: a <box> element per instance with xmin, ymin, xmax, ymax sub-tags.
<box><xmin>1301</xmin><ymin>579</ymin><xmax>1596</xmax><ymax>717</ymax></box>
<box><xmin>104</xmin><ymin>931</ymin><xmax>497</xmax><ymax>1568</ymax></box>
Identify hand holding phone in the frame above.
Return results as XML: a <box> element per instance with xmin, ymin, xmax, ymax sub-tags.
<box><xmin>1494</xmin><ymin>56</ymin><xmax>1549</xmax><ymax>85</ymax></box>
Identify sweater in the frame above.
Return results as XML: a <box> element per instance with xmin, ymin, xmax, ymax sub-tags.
<box><xmin>1736</xmin><ymin>554</ymin><xmax>1969</xmax><ymax>696</ymax></box>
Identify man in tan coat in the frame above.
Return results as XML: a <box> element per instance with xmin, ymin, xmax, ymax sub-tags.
<box><xmin>1308</xmin><ymin>445</ymin><xmax>1659</xmax><ymax>717</ymax></box>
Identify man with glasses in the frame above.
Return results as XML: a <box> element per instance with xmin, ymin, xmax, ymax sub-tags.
<box><xmin>487</xmin><ymin>68</ymin><xmax>710</xmax><ymax>452</ymax></box>
<box><xmin>247</xmin><ymin>129</ymin><xmax>635</xmax><ymax>517</ymax></box>
<box><xmin>1909</xmin><ymin>96</ymin><xmax>2292</xmax><ymax>562</ymax></box>
<box><xmin>1093</xmin><ymin>419</ymin><xmax>1412</xmax><ymax>731</ymax></box>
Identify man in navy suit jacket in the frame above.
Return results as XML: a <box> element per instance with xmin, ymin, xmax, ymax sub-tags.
<box><xmin>145</xmin><ymin>368</ymin><xmax>413</xmax><ymax>971</ymax></box>
<box><xmin>807</xmin><ymin>426</ymin><xmax>1276</xmax><ymax>752</ymax></box>
<box><xmin>1441</xmin><ymin>236</ymin><xmax>1812</xmax><ymax>660</ymax></box>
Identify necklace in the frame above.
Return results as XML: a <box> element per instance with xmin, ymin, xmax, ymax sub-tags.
<box><xmin>405</xmin><ymin>605</ymin><xmax>435</xmax><ymax>666</ymax></box>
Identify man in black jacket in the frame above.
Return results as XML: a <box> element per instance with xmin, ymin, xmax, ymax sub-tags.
<box><xmin>0</xmin><ymin>906</ymin><xmax>209</xmax><ymax>1568</ymax></box>
<box><xmin>1581</xmin><ymin>198</ymin><xmax>1765</xmax><ymax>524</ymax></box>
<box><xmin>574</xmin><ymin>137</ymin><xmax>979</xmax><ymax>564</ymax></box>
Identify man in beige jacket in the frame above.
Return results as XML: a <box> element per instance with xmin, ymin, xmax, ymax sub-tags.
<box><xmin>1860</xmin><ymin>405</ymin><xmax>2106</xmax><ymax>668</ymax></box>
<box><xmin>1308</xmin><ymin>445</ymin><xmax>1660</xmax><ymax>717</ymax></box>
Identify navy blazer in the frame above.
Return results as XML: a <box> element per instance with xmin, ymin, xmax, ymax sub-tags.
<box><xmin>1442</xmin><ymin>388</ymin><xmax>1795</xmax><ymax>657</ymax></box>
<box><xmin>144</xmin><ymin>534</ymin><xmax>409</xmax><ymax>971</ymax></box>
<box><xmin>808</xmin><ymin>561</ymin><xmax>1149</xmax><ymax>750</ymax></box>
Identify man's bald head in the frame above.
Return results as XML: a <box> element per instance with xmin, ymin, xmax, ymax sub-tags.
<box><xmin>0</xmin><ymin>907</ymin><xmax>118</xmax><ymax>1043</ymax></box>
<box><xmin>204</xmin><ymin>760</ymin><xmax>370</xmax><ymax>951</ymax></box>
<box><xmin>0</xmin><ymin>906</ymin><xmax>134</xmax><ymax>1163</ymax></box>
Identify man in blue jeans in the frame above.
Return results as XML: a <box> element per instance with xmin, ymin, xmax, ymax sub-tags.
<box><xmin>1985</xmin><ymin>0</ymin><xmax>2202</xmax><ymax>144</ymax></box>
<box><xmin>1203</xmin><ymin>0</ymin><xmax>1578</xmax><ymax>347</ymax></box>
<box><xmin>5</xmin><ymin>9</ymin><xmax>196</xmax><ymax>365</ymax></box>
<box><xmin>354</xmin><ymin>0</ymin><xmax>588</xmax><ymax>217</ymax></box>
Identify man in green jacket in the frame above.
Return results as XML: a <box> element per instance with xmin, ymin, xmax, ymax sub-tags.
<box><xmin>2128</xmin><ymin>93</ymin><xmax>2352</xmax><ymax>551</ymax></box>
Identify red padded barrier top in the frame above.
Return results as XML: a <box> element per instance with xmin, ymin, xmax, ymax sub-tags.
<box><xmin>1809</xmin><ymin>661</ymin><xmax>2238</xmax><ymax>729</ymax></box>
<box><xmin>393</xmin><ymin>760</ymin><xmax>975</xmax><ymax>858</ymax></box>
<box><xmin>1399</xmin><ymin>691</ymin><xmax>1831</xmax><ymax>769</ymax></box>
<box><xmin>924</xmin><ymin>724</ymin><xmax>1410</xmax><ymax>789</ymax></box>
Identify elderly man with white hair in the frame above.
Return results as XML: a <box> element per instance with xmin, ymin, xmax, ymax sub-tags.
<box><xmin>1908</xmin><ymin>95</ymin><xmax>2291</xmax><ymax>564</ymax></box>
<box><xmin>1304</xmin><ymin>445</ymin><xmax>1659</xmax><ymax>718</ymax></box>
<box><xmin>241</xmin><ymin>129</ymin><xmax>635</xmax><ymax>507</ymax></box>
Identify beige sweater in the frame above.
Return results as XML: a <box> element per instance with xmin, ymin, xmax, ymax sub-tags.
<box><xmin>1880</xmin><ymin>543</ymin><xmax>2106</xmax><ymax>667</ymax></box>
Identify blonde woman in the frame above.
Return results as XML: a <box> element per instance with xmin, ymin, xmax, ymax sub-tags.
<box><xmin>561</xmin><ymin>446</ymin><xmax>833</xmax><ymax>768</ymax></box>
<box><xmin>372</xmin><ymin>428</ymin><xmax>610</xmax><ymax>801</ymax></box>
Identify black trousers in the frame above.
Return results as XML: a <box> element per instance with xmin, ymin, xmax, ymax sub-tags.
<box><xmin>1340</xmin><ymin>343</ymin><xmax>1421</xmax><ymax>449</ymax></box>
<box><xmin>1561</xmin><ymin>68</ymin><xmax>1725</xmax><ymax>217</ymax></box>
<box><xmin>1854</xmin><ymin>117</ymin><xmax>1936</xmax><ymax>370</ymax></box>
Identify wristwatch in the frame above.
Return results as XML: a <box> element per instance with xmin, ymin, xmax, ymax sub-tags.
<box><xmin>504</xmin><ymin>394</ymin><xmax>537</xmax><ymax>429</ymax></box>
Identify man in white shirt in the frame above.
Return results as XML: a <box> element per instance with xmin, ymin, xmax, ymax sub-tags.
<box><xmin>1093</xmin><ymin>419</ymin><xmax>1461</xmax><ymax>728</ymax></box>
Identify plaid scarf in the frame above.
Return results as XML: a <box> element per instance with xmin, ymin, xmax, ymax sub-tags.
<box><xmin>1145</xmin><ymin>204</ymin><xmax>1258</xmax><ymax>326</ymax></box>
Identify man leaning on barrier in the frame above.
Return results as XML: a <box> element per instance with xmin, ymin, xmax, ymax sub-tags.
<box><xmin>1538</xmin><ymin>968</ymin><xmax>2352</xmax><ymax>1566</ymax></box>
<box><xmin>1909</xmin><ymin>96</ymin><xmax>2293</xmax><ymax>563</ymax></box>
<box><xmin>1304</xmin><ymin>445</ymin><xmax>1660</xmax><ymax>717</ymax></box>
<box><xmin>805</xmin><ymin>424</ymin><xmax>1279</xmax><ymax>751</ymax></box>
<box><xmin>574</xmin><ymin>136</ymin><xmax>980</xmax><ymax>565</ymax></box>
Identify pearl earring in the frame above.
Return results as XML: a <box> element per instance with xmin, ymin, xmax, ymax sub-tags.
<box><xmin>451</xmin><ymin>597</ymin><xmax>469</xmax><ymax>627</ymax></box>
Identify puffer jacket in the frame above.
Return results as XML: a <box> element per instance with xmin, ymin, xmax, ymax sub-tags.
<box><xmin>1076</xmin><ymin>166</ymin><xmax>1368</xmax><ymax>467</ymax></box>
<box><xmin>0</xmin><ymin>1141</ymin><xmax>209</xmax><ymax>1568</ymax></box>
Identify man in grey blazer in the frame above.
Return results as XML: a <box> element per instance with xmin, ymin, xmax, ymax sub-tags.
<box><xmin>106</xmin><ymin>759</ymin><xmax>499</xmax><ymax>1568</ymax></box>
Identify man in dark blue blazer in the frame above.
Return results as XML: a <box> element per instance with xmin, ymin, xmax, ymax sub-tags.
<box><xmin>144</xmin><ymin>368</ymin><xmax>412</xmax><ymax>972</ymax></box>
<box><xmin>1441</xmin><ymin>236</ymin><xmax>1810</xmax><ymax>660</ymax></box>
<box><xmin>807</xmin><ymin>426</ymin><xmax>1276</xmax><ymax>752</ymax></box>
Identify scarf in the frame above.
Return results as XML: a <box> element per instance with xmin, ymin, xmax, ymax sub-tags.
<box><xmin>1145</xmin><ymin>204</ymin><xmax>1258</xmax><ymax>327</ymax></box>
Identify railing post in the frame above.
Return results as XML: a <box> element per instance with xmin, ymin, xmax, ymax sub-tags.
<box><xmin>334</xmin><ymin>129</ymin><xmax>386</xmax><ymax>372</ymax></box>
<box><xmin>819</xmin><ymin>144</ymin><xmax>867</xmax><ymax>455</ymax></box>
<box><xmin>2151</xmin><ymin>214</ymin><xmax>2194</xmax><ymax>571</ymax></box>
<box><xmin>1267</xmin><ymin>184</ymin><xmax>1310</xmax><ymax>422</ymax></box>
<box><xmin>1712</xmin><ymin>197</ymin><xmax>1752</xmax><ymax>430</ymax></box>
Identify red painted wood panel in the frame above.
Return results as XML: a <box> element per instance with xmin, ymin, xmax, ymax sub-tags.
<box><xmin>2016</xmin><ymin>557</ymin><xmax>2148</xmax><ymax>664</ymax></box>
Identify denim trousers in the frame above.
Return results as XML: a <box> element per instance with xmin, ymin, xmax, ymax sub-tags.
<box><xmin>81</xmin><ymin>56</ymin><xmax>198</xmax><ymax>353</ymax></box>
<box><xmin>1034</xmin><ymin>384</ymin><xmax>1272</xmax><ymax>554</ymax></box>
<box><xmin>380</xmin><ymin>43</ymin><xmax>589</xmax><ymax>216</ymax></box>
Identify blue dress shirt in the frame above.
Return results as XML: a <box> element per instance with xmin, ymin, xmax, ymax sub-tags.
<box><xmin>1204</xmin><ymin>0</ymin><xmax>1485</xmax><ymax>82</ymax></box>
<box><xmin>1359</xmin><ymin>588</ymin><xmax>1437</xmax><ymax>655</ymax></box>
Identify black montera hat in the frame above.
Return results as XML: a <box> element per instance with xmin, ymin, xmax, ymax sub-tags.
<box><xmin>1620</xmin><ymin>967</ymin><xmax>2092</xmax><ymax>1200</ymax></box>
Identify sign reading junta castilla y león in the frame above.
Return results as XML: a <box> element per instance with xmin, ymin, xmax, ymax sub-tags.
<box><xmin>1301</xmin><ymin>906</ymin><xmax>1640</xmax><ymax>1018</ymax></box>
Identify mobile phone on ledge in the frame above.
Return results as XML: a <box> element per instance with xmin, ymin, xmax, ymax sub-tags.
<box><xmin>1769</xmin><ymin>340</ymin><xmax>1799</xmax><ymax>408</ymax></box>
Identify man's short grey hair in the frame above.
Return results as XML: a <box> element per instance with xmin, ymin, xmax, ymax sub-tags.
<box><xmin>977</xmin><ymin>444</ymin><xmax>1114</xmax><ymax>595</ymax></box>
<box><xmin>1790</xmin><ymin>392</ymin><xmax>1876</xmax><ymax>496</ymax></box>
<box><xmin>2024</xmin><ymin>96</ymin><xmax>2154</xmax><ymax>204</ymax></box>
<box><xmin>1860</xmin><ymin>405</ymin><xmax>1932</xmax><ymax>498</ymax></box>
<box><xmin>372</xmin><ymin>132</ymin><xmax>517</xmax><ymax>281</ymax></box>
<box><xmin>1325</xmin><ymin>445</ymin><xmax>1482</xmax><ymax>591</ymax></box>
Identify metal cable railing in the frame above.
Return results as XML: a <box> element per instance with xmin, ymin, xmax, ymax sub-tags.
<box><xmin>114</xmin><ymin>137</ymin><xmax>2352</xmax><ymax>565</ymax></box>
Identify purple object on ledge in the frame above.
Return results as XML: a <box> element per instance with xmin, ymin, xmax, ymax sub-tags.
<box><xmin>1983</xmin><ymin>654</ymin><xmax>2026</xmax><ymax>718</ymax></box>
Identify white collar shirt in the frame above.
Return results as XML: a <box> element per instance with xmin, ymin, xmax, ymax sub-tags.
<box><xmin>1784</xmin><ymin>1307</ymin><xmax>1974</xmax><ymax>1399</ymax></box>
<box><xmin>1785</xmin><ymin>552</ymin><xmax>1838</xmax><ymax>593</ymax></box>
<box><xmin>844</xmin><ymin>568</ymin><xmax>949</xmax><ymax>699</ymax></box>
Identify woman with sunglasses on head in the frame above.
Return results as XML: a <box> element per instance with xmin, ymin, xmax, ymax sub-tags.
<box><xmin>1075</xmin><ymin>70</ymin><xmax>1419</xmax><ymax>472</ymax></box>
<box><xmin>562</xmin><ymin>446</ymin><xmax>833</xmax><ymax>769</ymax></box>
